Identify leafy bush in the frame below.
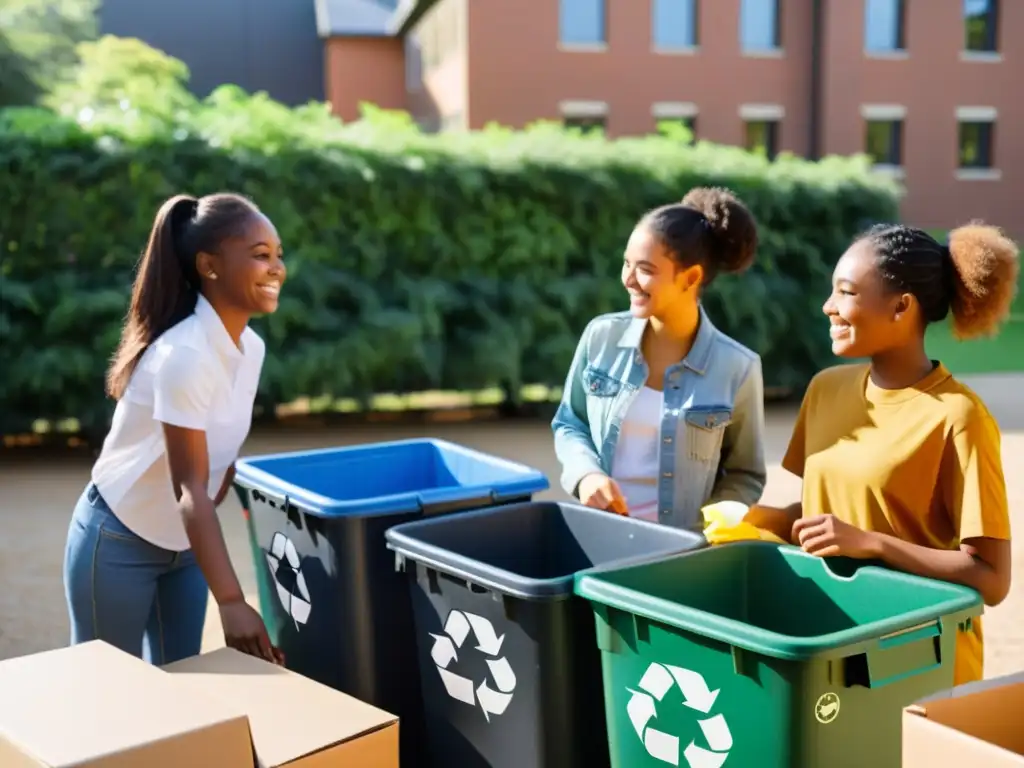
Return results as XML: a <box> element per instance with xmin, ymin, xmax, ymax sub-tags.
<box><xmin>0</xmin><ymin>78</ymin><xmax>900</xmax><ymax>436</ymax></box>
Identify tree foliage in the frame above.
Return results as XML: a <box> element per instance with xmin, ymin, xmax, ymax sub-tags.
<box><xmin>0</xmin><ymin>41</ymin><xmax>902</xmax><ymax>436</ymax></box>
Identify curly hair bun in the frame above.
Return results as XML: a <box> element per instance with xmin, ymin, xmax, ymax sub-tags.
<box><xmin>680</xmin><ymin>186</ymin><xmax>758</xmax><ymax>275</ymax></box>
<box><xmin>947</xmin><ymin>222</ymin><xmax>1020</xmax><ymax>340</ymax></box>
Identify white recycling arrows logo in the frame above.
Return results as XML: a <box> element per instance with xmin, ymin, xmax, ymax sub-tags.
<box><xmin>627</xmin><ymin>662</ymin><xmax>732</xmax><ymax>767</ymax></box>
<box><xmin>264</xmin><ymin>532</ymin><xmax>311</xmax><ymax>629</ymax></box>
<box><xmin>430</xmin><ymin>609</ymin><xmax>516</xmax><ymax>722</ymax></box>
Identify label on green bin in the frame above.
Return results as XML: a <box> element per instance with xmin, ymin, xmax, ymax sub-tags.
<box><xmin>626</xmin><ymin>661</ymin><xmax>732</xmax><ymax>767</ymax></box>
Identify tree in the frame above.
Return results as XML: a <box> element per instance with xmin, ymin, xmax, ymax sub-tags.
<box><xmin>0</xmin><ymin>0</ymin><xmax>98</xmax><ymax>91</ymax></box>
<box><xmin>45</xmin><ymin>35</ymin><xmax>197</xmax><ymax>131</ymax></box>
<box><xmin>0</xmin><ymin>30</ymin><xmax>40</xmax><ymax>106</ymax></box>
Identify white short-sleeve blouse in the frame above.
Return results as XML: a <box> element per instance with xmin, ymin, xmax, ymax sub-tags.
<box><xmin>91</xmin><ymin>294</ymin><xmax>265</xmax><ymax>551</ymax></box>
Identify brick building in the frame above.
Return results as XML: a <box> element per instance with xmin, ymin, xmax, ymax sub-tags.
<box><xmin>320</xmin><ymin>0</ymin><xmax>1020</xmax><ymax>231</ymax></box>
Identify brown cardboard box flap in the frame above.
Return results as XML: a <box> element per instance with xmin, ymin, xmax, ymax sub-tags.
<box><xmin>164</xmin><ymin>648</ymin><xmax>398</xmax><ymax>767</ymax></box>
<box><xmin>0</xmin><ymin>641</ymin><xmax>252</xmax><ymax>768</ymax></box>
<box><xmin>903</xmin><ymin>672</ymin><xmax>1024</xmax><ymax>767</ymax></box>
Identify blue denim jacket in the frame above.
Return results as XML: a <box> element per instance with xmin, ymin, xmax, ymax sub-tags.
<box><xmin>551</xmin><ymin>306</ymin><xmax>767</xmax><ymax>531</ymax></box>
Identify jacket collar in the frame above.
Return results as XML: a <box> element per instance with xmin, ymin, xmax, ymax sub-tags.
<box><xmin>617</xmin><ymin>304</ymin><xmax>717</xmax><ymax>375</ymax></box>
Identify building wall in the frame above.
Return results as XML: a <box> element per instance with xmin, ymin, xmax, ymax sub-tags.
<box><xmin>99</xmin><ymin>0</ymin><xmax>324</xmax><ymax>105</ymax></box>
<box><xmin>465</xmin><ymin>0</ymin><xmax>814</xmax><ymax>154</ymax></box>
<box><xmin>324</xmin><ymin>37</ymin><xmax>407</xmax><ymax>122</ymax></box>
<box><xmin>405</xmin><ymin>0</ymin><xmax>469</xmax><ymax>130</ymax></box>
<box><xmin>820</xmin><ymin>0</ymin><xmax>1022</xmax><ymax>230</ymax></box>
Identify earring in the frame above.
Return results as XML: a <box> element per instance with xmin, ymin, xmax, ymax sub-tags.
<box><xmin>207</xmin><ymin>273</ymin><xmax>217</xmax><ymax>280</ymax></box>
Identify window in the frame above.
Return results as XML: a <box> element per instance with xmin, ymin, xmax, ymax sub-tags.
<box><xmin>865</xmin><ymin>120</ymin><xmax>903</xmax><ymax>166</ymax></box>
<box><xmin>564</xmin><ymin>116</ymin><xmax>606</xmax><ymax>135</ymax></box>
<box><xmin>745</xmin><ymin>120</ymin><xmax>778</xmax><ymax>159</ymax></box>
<box><xmin>560</xmin><ymin>0</ymin><xmax>606</xmax><ymax>46</ymax></box>
<box><xmin>656</xmin><ymin>117</ymin><xmax>697</xmax><ymax>143</ymax></box>
<box><xmin>740</xmin><ymin>0</ymin><xmax>781</xmax><ymax>52</ymax></box>
<box><xmin>958</xmin><ymin>119</ymin><xmax>995</xmax><ymax>169</ymax></box>
<box><xmin>864</xmin><ymin>0</ymin><xmax>905</xmax><ymax>53</ymax></box>
<box><xmin>653</xmin><ymin>0</ymin><xmax>698</xmax><ymax>50</ymax></box>
<box><xmin>964</xmin><ymin>0</ymin><xmax>998</xmax><ymax>53</ymax></box>
<box><xmin>561</xmin><ymin>100</ymin><xmax>608</xmax><ymax>134</ymax></box>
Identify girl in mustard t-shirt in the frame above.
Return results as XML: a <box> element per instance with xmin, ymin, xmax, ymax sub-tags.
<box><xmin>750</xmin><ymin>222</ymin><xmax>1017</xmax><ymax>685</ymax></box>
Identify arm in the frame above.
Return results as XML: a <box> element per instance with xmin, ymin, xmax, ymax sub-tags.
<box><xmin>213</xmin><ymin>464</ymin><xmax>236</xmax><ymax>507</ymax></box>
<box><xmin>551</xmin><ymin>320</ymin><xmax>605</xmax><ymax>497</ymax></box>
<box><xmin>744</xmin><ymin>373</ymin><xmax>813</xmax><ymax>541</ymax></box>
<box><xmin>708</xmin><ymin>356</ymin><xmax>767</xmax><ymax>506</ymax></box>
<box><xmin>880</xmin><ymin>411</ymin><xmax>1011</xmax><ymax>606</ymax></box>
<box><xmin>874</xmin><ymin>536</ymin><xmax>1009</xmax><ymax>607</ymax></box>
<box><xmin>797</xmin><ymin>409</ymin><xmax>1012</xmax><ymax>606</ymax></box>
<box><xmin>154</xmin><ymin>347</ymin><xmax>279</xmax><ymax>662</ymax></box>
<box><xmin>162</xmin><ymin>425</ymin><xmax>245</xmax><ymax>606</ymax></box>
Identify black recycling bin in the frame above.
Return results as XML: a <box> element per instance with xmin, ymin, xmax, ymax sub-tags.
<box><xmin>232</xmin><ymin>438</ymin><xmax>548</xmax><ymax>768</ymax></box>
<box><xmin>384</xmin><ymin>501</ymin><xmax>707</xmax><ymax>768</ymax></box>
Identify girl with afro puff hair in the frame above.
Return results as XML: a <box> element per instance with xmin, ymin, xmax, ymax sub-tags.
<box><xmin>749</xmin><ymin>221</ymin><xmax>1019</xmax><ymax>685</ymax></box>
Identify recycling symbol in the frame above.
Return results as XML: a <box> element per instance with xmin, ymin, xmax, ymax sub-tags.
<box><xmin>429</xmin><ymin>609</ymin><xmax>517</xmax><ymax>722</ymax></box>
<box><xmin>264</xmin><ymin>532</ymin><xmax>311</xmax><ymax>629</ymax></box>
<box><xmin>627</xmin><ymin>662</ymin><xmax>732</xmax><ymax>767</ymax></box>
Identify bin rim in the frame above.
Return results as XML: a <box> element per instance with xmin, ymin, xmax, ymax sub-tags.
<box><xmin>385</xmin><ymin>504</ymin><xmax>706</xmax><ymax>602</ymax></box>
<box><xmin>233</xmin><ymin>438</ymin><xmax>549</xmax><ymax>518</ymax></box>
<box><xmin>574</xmin><ymin>542</ymin><xmax>984</xmax><ymax>661</ymax></box>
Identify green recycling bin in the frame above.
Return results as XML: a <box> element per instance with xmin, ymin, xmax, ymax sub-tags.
<box><xmin>575</xmin><ymin>542</ymin><xmax>983</xmax><ymax>768</ymax></box>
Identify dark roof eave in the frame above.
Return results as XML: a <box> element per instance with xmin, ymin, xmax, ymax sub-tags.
<box><xmin>387</xmin><ymin>0</ymin><xmax>440</xmax><ymax>35</ymax></box>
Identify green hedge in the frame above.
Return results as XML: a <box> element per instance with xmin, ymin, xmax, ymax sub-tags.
<box><xmin>0</xmin><ymin>100</ymin><xmax>901</xmax><ymax>436</ymax></box>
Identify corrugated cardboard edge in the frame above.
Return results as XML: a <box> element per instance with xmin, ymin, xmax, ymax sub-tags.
<box><xmin>903</xmin><ymin>671</ymin><xmax>1024</xmax><ymax>767</ymax></box>
<box><xmin>902</xmin><ymin>710</ymin><xmax>1024</xmax><ymax>767</ymax></box>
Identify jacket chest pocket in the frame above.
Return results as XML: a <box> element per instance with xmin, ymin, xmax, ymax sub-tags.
<box><xmin>582</xmin><ymin>365</ymin><xmax>622</xmax><ymax>398</ymax></box>
<box><xmin>683</xmin><ymin>406</ymin><xmax>733</xmax><ymax>464</ymax></box>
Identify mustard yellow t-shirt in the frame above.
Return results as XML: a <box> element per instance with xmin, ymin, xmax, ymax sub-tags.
<box><xmin>782</xmin><ymin>362</ymin><xmax>1011</xmax><ymax>685</ymax></box>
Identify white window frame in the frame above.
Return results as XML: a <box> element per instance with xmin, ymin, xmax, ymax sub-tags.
<box><xmin>651</xmin><ymin>0</ymin><xmax>699</xmax><ymax>55</ymax></box>
<box><xmin>861</xmin><ymin>105</ymin><xmax>906</xmax><ymax>179</ymax></box>
<box><xmin>740</xmin><ymin>0</ymin><xmax>783</xmax><ymax>57</ymax></box>
<box><xmin>864</xmin><ymin>0</ymin><xmax>908</xmax><ymax>59</ymax></box>
<box><xmin>955</xmin><ymin>106</ymin><xmax>1000</xmax><ymax>181</ymax></box>
<box><xmin>961</xmin><ymin>0</ymin><xmax>1000</xmax><ymax>60</ymax></box>
<box><xmin>558</xmin><ymin>0</ymin><xmax>608</xmax><ymax>52</ymax></box>
<box><xmin>739</xmin><ymin>103</ymin><xmax>785</xmax><ymax>121</ymax></box>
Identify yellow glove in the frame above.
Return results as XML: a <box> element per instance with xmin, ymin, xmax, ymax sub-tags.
<box><xmin>701</xmin><ymin>501</ymin><xmax>787</xmax><ymax>545</ymax></box>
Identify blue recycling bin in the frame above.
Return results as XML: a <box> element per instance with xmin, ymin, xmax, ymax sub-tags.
<box><xmin>232</xmin><ymin>438</ymin><xmax>549</xmax><ymax>768</ymax></box>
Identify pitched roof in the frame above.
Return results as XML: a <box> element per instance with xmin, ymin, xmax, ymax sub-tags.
<box><xmin>314</xmin><ymin>0</ymin><xmax>400</xmax><ymax>38</ymax></box>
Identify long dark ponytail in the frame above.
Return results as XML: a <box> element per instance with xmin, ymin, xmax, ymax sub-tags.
<box><xmin>106</xmin><ymin>192</ymin><xmax>259</xmax><ymax>400</ymax></box>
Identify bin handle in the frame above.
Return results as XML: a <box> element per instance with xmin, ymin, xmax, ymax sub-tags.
<box><xmin>418</xmin><ymin>487</ymin><xmax>497</xmax><ymax>516</ymax></box>
<box><xmin>850</xmin><ymin>619</ymin><xmax>943</xmax><ymax>689</ymax></box>
<box><xmin>878</xmin><ymin>620</ymin><xmax>941</xmax><ymax>649</ymax></box>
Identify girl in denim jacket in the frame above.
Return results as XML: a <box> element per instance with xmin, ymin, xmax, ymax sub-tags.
<box><xmin>551</xmin><ymin>187</ymin><xmax>767</xmax><ymax>531</ymax></box>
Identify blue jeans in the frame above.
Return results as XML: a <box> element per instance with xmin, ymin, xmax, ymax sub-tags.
<box><xmin>63</xmin><ymin>482</ymin><xmax>209</xmax><ymax>665</ymax></box>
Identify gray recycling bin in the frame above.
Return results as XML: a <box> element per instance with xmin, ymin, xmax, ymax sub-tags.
<box><xmin>232</xmin><ymin>438</ymin><xmax>548</xmax><ymax>768</ymax></box>
<box><xmin>384</xmin><ymin>500</ymin><xmax>707</xmax><ymax>768</ymax></box>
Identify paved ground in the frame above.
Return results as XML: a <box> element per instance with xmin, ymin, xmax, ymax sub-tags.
<box><xmin>1</xmin><ymin>376</ymin><xmax>1021</xmax><ymax>680</ymax></box>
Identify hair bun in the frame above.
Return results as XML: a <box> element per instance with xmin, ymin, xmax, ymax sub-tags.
<box><xmin>946</xmin><ymin>222</ymin><xmax>1020</xmax><ymax>339</ymax></box>
<box><xmin>680</xmin><ymin>186</ymin><xmax>758</xmax><ymax>274</ymax></box>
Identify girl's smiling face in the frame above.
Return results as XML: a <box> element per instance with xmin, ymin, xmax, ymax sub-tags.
<box><xmin>621</xmin><ymin>225</ymin><xmax>702</xmax><ymax>320</ymax></box>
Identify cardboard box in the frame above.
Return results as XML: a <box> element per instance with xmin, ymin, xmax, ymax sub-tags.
<box><xmin>0</xmin><ymin>640</ymin><xmax>253</xmax><ymax>768</ymax></box>
<box><xmin>164</xmin><ymin>648</ymin><xmax>398</xmax><ymax>767</ymax></box>
<box><xmin>903</xmin><ymin>671</ymin><xmax>1024</xmax><ymax>767</ymax></box>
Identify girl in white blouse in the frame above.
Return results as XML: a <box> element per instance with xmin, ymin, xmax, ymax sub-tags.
<box><xmin>63</xmin><ymin>192</ymin><xmax>286</xmax><ymax>665</ymax></box>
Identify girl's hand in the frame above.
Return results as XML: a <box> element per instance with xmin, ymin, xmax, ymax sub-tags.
<box><xmin>793</xmin><ymin>514</ymin><xmax>879</xmax><ymax>559</ymax></box>
<box><xmin>578</xmin><ymin>473</ymin><xmax>628</xmax><ymax>515</ymax></box>
<box><xmin>220</xmin><ymin>599</ymin><xmax>285</xmax><ymax>665</ymax></box>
